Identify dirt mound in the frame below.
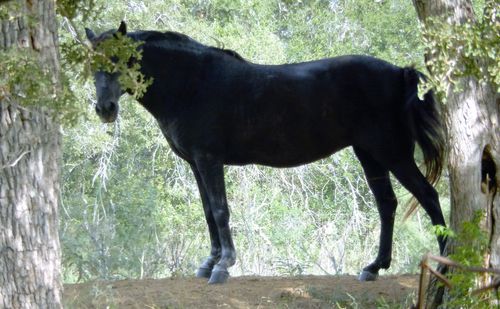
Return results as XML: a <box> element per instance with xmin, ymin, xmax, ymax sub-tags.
<box><xmin>64</xmin><ymin>275</ymin><xmax>418</xmax><ymax>308</ymax></box>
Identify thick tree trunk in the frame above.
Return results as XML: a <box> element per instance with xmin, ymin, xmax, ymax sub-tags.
<box><xmin>0</xmin><ymin>0</ymin><xmax>62</xmax><ymax>308</ymax></box>
<box><xmin>413</xmin><ymin>0</ymin><xmax>500</xmax><ymax>307</ymax></box>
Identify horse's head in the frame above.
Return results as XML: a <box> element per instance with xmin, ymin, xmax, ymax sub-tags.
<box><xmin>85</xmin><ymin>21</ymin><xmax>128</xmax><ymax>123</ymax></box>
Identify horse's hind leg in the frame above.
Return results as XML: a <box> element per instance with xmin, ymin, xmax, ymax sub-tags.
<box><xmin>191</xmin><ymin>164</ymin><xmax>221</xmax><ymax>279</ymax></box>
<box><xmin>354</xmin><ymin>147</ymin><xmax>398</xmax><ymax>281</ymax></box>
<box><xmin>388</xmin><ymin>158</ymin><xmax>447</xmax><ymax>254</ymax></box>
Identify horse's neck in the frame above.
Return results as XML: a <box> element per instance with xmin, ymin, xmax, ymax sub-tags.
<box><xmin>139</xmin><ymin>46</ymin><xmax>244</xmax><ymax>102</ymax></box>
<box><xmin>136</xmin><ymin>50</ymin><xmax>200</xmax><ymax>121</ymax></box>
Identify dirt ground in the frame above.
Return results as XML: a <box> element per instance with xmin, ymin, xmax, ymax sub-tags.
<box><xmin>64</xmin><ymin>274</ymin><xmax>419</xmax><ymax>308</ymax></box>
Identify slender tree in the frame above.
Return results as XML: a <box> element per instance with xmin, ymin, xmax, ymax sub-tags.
<box><xmin>0</xmin><ymin>0</ymin><xmax>62</xmax><ymax>307</ymax></box>
<box><xmin>413</xmin><ymin>0</ymin><xmax>499</xmax><ymax>306</ymax></box>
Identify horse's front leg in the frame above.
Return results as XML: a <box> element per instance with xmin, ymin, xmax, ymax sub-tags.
<box><xmin>191</xmin><ymin>164</ymin><xmax>222</xmax><ymax>279</ymax></box>
<box><xmin>192</xmin><ymin>158</ymin><xmax>236</xmax><ymax>284</ymax></box>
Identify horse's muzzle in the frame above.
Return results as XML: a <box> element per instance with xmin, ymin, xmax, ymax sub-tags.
<box><xmin>96</xmin><ymin>101</ymin><xmax>118</xmax><ymax>123</ymax></box>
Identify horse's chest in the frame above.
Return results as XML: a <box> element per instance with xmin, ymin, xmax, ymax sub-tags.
<box><xmin>157</xmin><ymin>120</ymin><xmax>191</xmax><ymax>159</ymax></box>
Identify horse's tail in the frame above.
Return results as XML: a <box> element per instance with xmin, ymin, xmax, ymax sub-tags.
<box><xmin>403</xmin><ymin>67</ymin><xmax>446</xmax><ymax>219</ymax></box>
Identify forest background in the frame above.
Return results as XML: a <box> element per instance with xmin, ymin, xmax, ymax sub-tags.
<box><xmin>57</xmin><ymin>0</ymin><xmax>483</xmax><ymax>283</ymax></box>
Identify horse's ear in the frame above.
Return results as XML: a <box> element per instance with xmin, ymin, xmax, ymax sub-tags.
<box><xmin>118</xmin><ymin>21</ymin><xmax>127</xmax><ymax>35</ymax></box>
<box><xmin>85</xmin><ymin>27</ymin><xmax>96</xmax><ymax>40</ymax></box>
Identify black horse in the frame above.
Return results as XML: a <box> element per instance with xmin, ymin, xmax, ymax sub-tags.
<box><xmin>85</xmin><ymin>21</ymin><xmax>446</xmax><ymax>284</ymax></box>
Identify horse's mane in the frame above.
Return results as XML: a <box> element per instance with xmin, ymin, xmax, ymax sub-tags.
<box><xmin>129</xmin><ymin>30</ymin><xmax>245</xmax><ymax>62</ymax></box>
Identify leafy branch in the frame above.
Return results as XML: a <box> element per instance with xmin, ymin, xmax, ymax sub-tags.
<box><xmin>420</xmin><ymin>1</ymin><xmax>499</xmax><ymax>101</ymax></box>
<box><xmin>88</xmin><ymin>33</ymin><xmax>153</xmax><ymax>99</ymax></box>
<box><xmin>416</xmin><ymin>211</ymin><xmax>494</xmax><ymax>308</ymax></box>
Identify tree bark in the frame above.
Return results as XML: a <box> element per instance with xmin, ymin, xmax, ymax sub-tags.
<box><xmin>0</xmin><ymin>0</ymin><xmax>62</xmax><ymax>308</ymax></box>
<box><xmin>413</xmin><ymin>0</ymin><xmax>499</xmax><ymax>307</ymax></box>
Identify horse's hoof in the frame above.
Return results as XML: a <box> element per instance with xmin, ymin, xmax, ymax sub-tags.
<box><xmin>358</xmin><ymin>270</ymin><xmax>378</xmax><ymax>281</ymax></box>
<box><xmin>196</xmin><ymin>267</ymin><xmax>212</xmax><ymax>279</ymax></box>
<box><xmin>208</xmin><ymin>269</ymin><xmax>229</xmax><ymax>284</ymax></box>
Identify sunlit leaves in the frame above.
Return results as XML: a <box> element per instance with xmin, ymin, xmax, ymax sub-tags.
<box><xmin>0</xmin><ymin>0</ymin><xmax>21</xmax><ymax>20</ymax></box>
<box><xmin>0</xmin><ymin>1</ymin><xmax>81</xmax><ymax>124</ymax></box>
<box><xmin>421</xmin><ymin>1</ymin><xmax>499</xmax><ymax>101</ymax></box>
<box><xmin>446</xmin><ymin>211</ymin><xmax>491</xmax><ymax>308</ymax></box>
<box><xmin>0</xmin><ymin>48</ymin><xmax>80</xmax><ymax>124</ymax></box>
<box><xmin>0</xmin><ymin>49</ymin><xmax>51</xmax><ymax>102</ymax></box>
<box><xmin>57</xmin><ymin>0</ymin><xmax>100</xmax><ymax>21</ymax></box>
<box><xmin>89</xmin><ymin>33</ymin><xmax>153</xmax><ymax>99</ymax></box>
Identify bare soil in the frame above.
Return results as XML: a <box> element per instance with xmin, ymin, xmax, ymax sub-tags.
<box><xmin>64</xmin><ymin>275</ymin><xmax>419</xmax><ymax>308</ymax></box>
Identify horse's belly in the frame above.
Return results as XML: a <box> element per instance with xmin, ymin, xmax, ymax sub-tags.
<box><xmin>225</xmin><ymin>136</ymin><xmax>348</xmax><ymax>167</ymax></box>
<box><xmin>254</xmin><ymin>151</ymin><xmax>343</xmax><ymax>167</ymax></box>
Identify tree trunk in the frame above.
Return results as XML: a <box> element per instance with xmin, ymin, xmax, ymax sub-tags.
<box><xmin>413</xmin><ymin>0</ymin><xmax>500</xmax><ymax>307</ymax></box>
<box><xmin>0</xmin><ymin>0</ymin><xmax>62</xmax><ymax>308</ymax></box>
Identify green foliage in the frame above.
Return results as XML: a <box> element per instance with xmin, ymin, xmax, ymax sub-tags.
<box><xmin>0</xmin><ymin>49</ymin><xmax>52</xmax><ymax>104</ymax></box>
<box><xmin>421</xmin><ymin>0</ymin><xmax>499</xmax><ymax>100</ymax></box>
<box><xmin>277</xmin><ymin>0</ymin><xmax>423</xmax><ymax>66</ymax></box>
<box><xmin>57</xmin><ymin>0</ymin><xmax>100</xmax><ymax>21</ymax></box>
<box><xmin>89</xmin><ymin>33</ymin><xmax>153</xmax><ymax>99</ymax></box>
<box><xmin>1</xmin><ymin>0</ymin><xmax>151</xmax><ymax>125</ymax></box>
<box><xmin>0</xmin><ymin>1</ymin><xmax>21</xmax><ymax>20</ymax></box>
<box><xmin>61</xmin><ymin>101</ymin><xmax>205</xmax><ymax>281</ymax></box>
<box><xmin>432</xmin><ymin>224</ymin><xmax>456</xmax><ymax>239</ymax></box>
<box><xmin>0</xmin><ymin>1</ymin><xmax>81</xmax><ymax>124</ymax></box>
<box><xmin>0</xmin><ymin>48</ymin><xmax>80</xmax><ymax>124</ymax></box>
<box><xmin>444</xmin><ymin>211</ymin><xmax>492</xmax><ymax>308</ymax></box>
